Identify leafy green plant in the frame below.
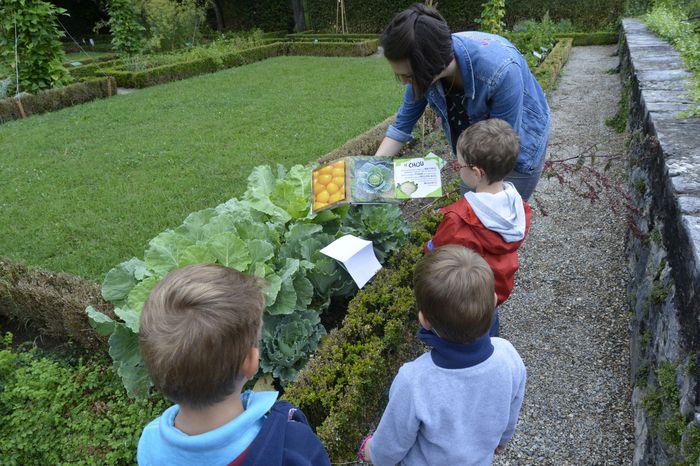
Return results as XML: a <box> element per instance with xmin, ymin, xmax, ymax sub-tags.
<box><xmin>106</xmin><ymin>0</ymin><xmax>145</xmax><ymax>55</ymax></box>
<box><xmin>507</xmin><ymin>12</ymin><xmax>557</xmax><ymax>68</ymax></box>
<box><xmin>476</xmin><ymin>0</ymin><xmax>506</xmax><ymax>35</ymax></box>
<box><xmin>118</xmin><ymin>32</ymin><xmax>263</xmax><ymax>71</ymax></box>
<box><xmin>87</xmin><ymin>164</ymin><xmax>410</xmax><ymax>396</ymax></box>
<box><xmin>0</xmin><ymin>0</ymin><xmax>72</xmax><ymax>94</ymax></box>
<box><xmin>261</xmin><ymin>310</ymin><xmax>326</xmax><ymax>384</ymax></box>
<box><xmin>142</xmin><ymin>0</ymin><xmax>206</xmax><ymax>52</ymax></box>
<box><xmin>0</xmin><ymin>333</ymin><xmax>168</xmax><ymax>465</ymax></box>
<box><xmin>644</xmin><ymin>3</ymin><xmax>700</xmax><ymax>117</ymax></box>
<box><xmin>0</xmin><ymin>77</ymin><xmax>10</xmax><ymax>98</ymax></box>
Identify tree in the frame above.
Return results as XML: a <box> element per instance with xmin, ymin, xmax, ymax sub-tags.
<box><xmin>290</xmin><ymin>0</ymin><xmax>306</xmax><ymax>32</ymax></box>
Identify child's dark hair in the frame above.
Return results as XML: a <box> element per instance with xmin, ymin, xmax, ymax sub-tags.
<box><xmin>457</xmin><ymin>118</ymin><xmax>520</xmax><ymax>183</ymax></box>
<box><xmin>381</xmin><ymin>3</ymin><xmax>453</xmax><ymax>100</ymax></box>
<box><xmin>414</xmin><ymin>245</ymin><xmax>495</xmax><ymax>343</ymax></box>
<box><xmin>139</xmin><ymin>264</ymin><xmax>264</xmax><ymax>408</ymax></box>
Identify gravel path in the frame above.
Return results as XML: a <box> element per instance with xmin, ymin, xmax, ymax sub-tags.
<box><xmin>493</xmin><ymin>45</ymin><xmax>634</xmax><ymax>465</ymax></box>
<box><xmin>359</xmin><ymin>45</ymin><xmax>634</xmax><ymax>466</ymax></box>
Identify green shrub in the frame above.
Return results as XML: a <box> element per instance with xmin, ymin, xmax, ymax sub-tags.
<box><xmin>303</xmin><ymin>0</ymin><xmax>627</xmax><ymax>33</ymax></box>
<box><xmin>219</xmin><ymin>0</ymin><xmax>292</xmax><ymax>33</ymax></box>
<box><xmin>0</xmin><ymin>333</ymin><xmax>168</xmax><ymax>465</ymax></box>
<box><xmin>142</xmin><ymin>0</ymin><xmax>206</xmax><ymax>52</ymax></box>
<box><xmin>106</xmin><ymin>0</ymin><xmax>145</xmax><ymax>55</ymax></box>
<box><xmin>0</xmin><ymin>0</ymin><xmax>72</xmax><ymax>94</ymax></box>
<box><xmin>119</xmin><ymin>32</ymin><xmax>265</xmax><ymax>71</ymax></box>
<box><xmin>556</xmin><ymin>31</ymin><xmax>619</xmax><ymax>45</ymax></box>
<box><xmin>476</xmin><ymin>0</ymin><xmax>507</xmax><ymax>34</ymax></box>
<box><xmin>506</xmin><ymin>13</ymin><xmax>557</xmax><ymax>68</ymax></box>
<box><xmin>95</xmin><ymin>40</ymin><xmax>377</xmax><ymax>89</ymax></box>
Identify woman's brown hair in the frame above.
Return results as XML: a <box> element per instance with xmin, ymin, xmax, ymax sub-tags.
<box><xmin>381</xmin><ymin>3</ymin><xmax>454</xmax><ymax>100</ymax></box>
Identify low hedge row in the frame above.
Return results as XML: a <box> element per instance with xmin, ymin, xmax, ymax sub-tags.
<box><xmin>0</xmin><ymin>258</ymin><xmax>112</xmax><ymax>350</ymax></box>
<box><xmin>283</xmin><ymin>191</ymin><xmax>457</xmax><ymax>461</ymax></box>
<box><xmin>286</xmin><ymin>39</ymin><xmax>378</xmax><ymax>57</ymax></box>
<box><xmin>94</xmin><ymin>40</ymin><xmax>378</xmax><ymax>89</ymax></box>
<box><xmin>557</xmin><ymin>31</ymin><xmax>618</xmax><ymax>45</ymax></box>
<box><xmin>287</xmin><ymin>32</ymin><xmax>380</xmax><ymax>40</ymax></box>
<box><xmin>534</xmin><ymin>37</ymin><xmax>574</xmax><ymax>92</ymax></box>
<box><xmin>0</xmin><ymin>77</ymin><xmax>115</xmax><ymax>125</ymax></box>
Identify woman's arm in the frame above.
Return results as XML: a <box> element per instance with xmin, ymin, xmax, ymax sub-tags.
<box><xmin>377</xmin><ymin>83</ymin><xmax>429</xmax><ymax>156</ymax></box>
<box><xmin>375</xmin><ymin>136</ymin><xmax>405</xmax><ymax>157</ymax></box>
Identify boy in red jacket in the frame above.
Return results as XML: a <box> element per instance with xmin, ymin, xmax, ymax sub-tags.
<box><xmin>425</xmin><ymin>118</ymin><xmax>532</xmax><ymax>336</ymax></box>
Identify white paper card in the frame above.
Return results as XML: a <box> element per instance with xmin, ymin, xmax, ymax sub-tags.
<box><xmin>319</xmin><ymin>234</ymin><xmax>382</xmax><ymax>288</ymax></box>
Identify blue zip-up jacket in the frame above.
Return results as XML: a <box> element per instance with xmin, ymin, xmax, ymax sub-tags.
<box><xmin>386</xmin><ymin>32</ymin><xmax>551</xmax><ymax>174</ymax></box>
<box><xmin>137</xmin><ymin>391</ymin><xmax>330</xmax><ymax>466</ymax></box>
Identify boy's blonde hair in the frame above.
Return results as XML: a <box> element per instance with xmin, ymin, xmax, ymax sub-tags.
<box><xmin>139</xmin><ymin>264</ymin><xmax>264</xmax><ymax>408</ymax></box>
<box><xmin>414</xmin><ymin>245</ymin><xmax>495</xmax><ymax>343</ymax></box>
<box><xmin>457</xmin><ymin>118</ymin><xmax>520</xmax><ymax>184</ymax></box>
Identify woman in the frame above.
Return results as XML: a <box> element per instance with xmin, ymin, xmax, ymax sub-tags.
<box><xmin>375</xmin><ymin>3</ymin><xmax>550</xmax><ymax>200</ymax></box>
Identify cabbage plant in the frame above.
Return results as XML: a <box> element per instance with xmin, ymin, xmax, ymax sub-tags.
<box><xmin>87</xmin><ymin>163</ymin><xmax>410</xmax><ymax>397</ymax></box>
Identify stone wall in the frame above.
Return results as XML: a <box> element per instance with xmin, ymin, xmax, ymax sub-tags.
<box><xmin>621</xmin><ymin>18</ymin><xmax>700</xmax><ymax>464</ymax></box>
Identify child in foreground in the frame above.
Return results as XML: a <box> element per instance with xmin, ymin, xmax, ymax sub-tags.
<box><xmin>425</xmin><ymin>118</ymin><xmax>532</xmax><ymax>336</ymax></box>
<box><xmin>137</xmin><ymin>264</ymin><xmax>331</xmax><ymax>466</ymax></box>
<box><xmin>360</xmin><ymin>245</ymin><xmax>526</xmax><ymax>466</ymax></box>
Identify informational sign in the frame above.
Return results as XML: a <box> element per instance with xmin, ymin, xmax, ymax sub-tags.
<box><xmin>311</xmin><ymin>153</ymin><xmax>445</xmax><ymax>213</ymax></box>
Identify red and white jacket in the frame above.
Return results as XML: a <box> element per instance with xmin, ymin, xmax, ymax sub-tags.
<box><xmin>425</xmin><ymin>197</ymin><xmax>532</xmax><ymax>305</ymax></box>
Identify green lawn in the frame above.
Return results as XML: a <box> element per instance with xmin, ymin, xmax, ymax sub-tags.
<box><xmin>0</xmin><ymin>56</ymin><xmax>403</xmax><ymax>281</ymax></box>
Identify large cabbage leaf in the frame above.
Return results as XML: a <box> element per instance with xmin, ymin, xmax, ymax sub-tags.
<box><xmin>87</xmin><ymin>163</ymin><xmax>409</xmax><ymax>397</ymax></box>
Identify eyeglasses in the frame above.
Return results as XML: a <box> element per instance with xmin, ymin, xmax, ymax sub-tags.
<box><xmin>448</xmin><ymin>160</ymin><xmax>471</xmax><ymax>170</ymax></box>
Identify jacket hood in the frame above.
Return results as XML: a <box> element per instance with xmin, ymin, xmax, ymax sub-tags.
<box><xmin>440</xmin><ymin>194</ymin><xmax>531</xmax><ymax>256</ymax></box>
<box><xmin>464</xmin><ymin>182</ymin><xmax>528</xmax><ymax>243</ymax></box>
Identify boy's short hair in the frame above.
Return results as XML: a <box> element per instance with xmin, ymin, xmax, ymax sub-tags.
<box><xmin>456</xmin><ymin>118</ymin><xmax>520</xmax><ymax>184</ymax></box>
<box><xmin>414</xmin><ymin>245</ymin><xmax>495</xmax><ymax>343</ymax></box>
<box><xmin>139</xmin><ymin>264</ymin><xmax>265</xmax><ymax>408</ymax></box>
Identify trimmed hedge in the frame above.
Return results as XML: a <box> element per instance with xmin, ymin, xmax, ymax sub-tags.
<box><xmin>556</xmin><ymin>31</ymin><xmax>619</xmax><ymax>45</ymax></box>
<box><xmin>0</xmin><ymin>77</ymin><xmax>115</xmax><ymax>124</ymax></box>
<box><xmin>67</xmin><ymin>59</ymin><xmax>122</xmax><ymax>80</ymax></box>
<box><xmin>63</xmin><ymin>54</ymin><xmax>119</xmax><ymax>67</ymax></box>
<box><xmin>283</xmin><ymin>191</ymin><xmax>456</xmax><ymax>461</ymax></box>
<box><xmin>304</xmin><ymin>0</ymin><xmax>626</xmax><ymax>33</ymax></box>
<box><xmin>534</xmin><ymin>37</ymin><xmax>573</xmax><ymax>92</ymax></box>
<box><xmin>286</xmin><ymin>32</ymin><xmax>380</xmax><ymax>41</ymax></box>
<box><xmin>94</xmin><ymin>40</ymin><xmax>378</xmax><ymax>89</ymax></box>
<box><xmin>0</xmin><ymin>258</ymin><xmax>112</xmax><ymax>350</ymax></box>
<box><xmin>285</xmin><ymin>39</ymin><xmax>378</xmax><ymax>57</ymax></box>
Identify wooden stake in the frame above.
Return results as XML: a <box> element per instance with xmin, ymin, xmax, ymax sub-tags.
<box><xmin>107</xmin><ymin>77</ymin><xmax>112</xmax><ymax>97</ymax></box>
<box><xmin>16</xmin><ymin>97</ymin><xmax>26</xmax><ymax>118</ymax></box>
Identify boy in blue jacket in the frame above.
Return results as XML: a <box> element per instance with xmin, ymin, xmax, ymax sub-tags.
<box><xmin>137</xmin><ymin>264</ymin><xmax>330</xmax><ymax>466</ymax></box>
<box><xmin>360</xmin><ymin>245</ymin><xmax>526</xmax><ymax>466</ymax></box>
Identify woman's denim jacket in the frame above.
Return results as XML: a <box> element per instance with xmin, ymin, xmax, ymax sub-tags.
<box><xmin>386</xmin><ymin>32</ymin><xmax>551</xmax><ymax>174</ymax></box>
